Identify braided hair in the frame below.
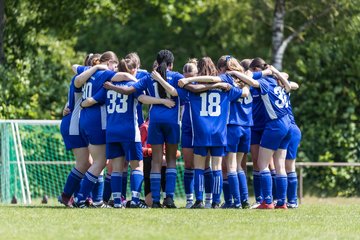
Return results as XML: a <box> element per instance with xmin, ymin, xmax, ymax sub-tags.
<box><xmin>156</xmin><ymin>49</ymin><xmax>174</xmax><ymax>99</ymax></box>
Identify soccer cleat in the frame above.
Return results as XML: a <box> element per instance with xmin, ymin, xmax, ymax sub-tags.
<box><xmin>287</xmin><ymin>202</ymin><xmax>299</xmax><ymax>209</ymax></box>
<box><xmin>233</xmin><ymin>203</ymin><xmax>242</xmax><ymax>209</ymax></box>
<box><xmin>113</xmin><ymin>203</ymin><xmax>125</xmax><ymax>209</ymax></box>
<box><xmin>106</xmin><ymin>200</ymin><xmax>114</xmax><ymax>207</ymax></box>
<box><xmin>91</xmin><ymin>201</ymin><xmax>112</xmax><ymax>208</ymax></box>
<box><xmin>250</xmin><ymin>201</ymin><xmax>262</xmax><ymax>209</ymax></box>
<box><xmin>191</xmin><ymin>200</ymin><xmax>205</xmax><ymax>209</ymax></box>
<box><xmin>221</xmin><ymin>202</ymin><xmax>234</xmax><ymax>209</ymax></box>
<box><xmin>256</xmin><ymin>202</ymin><xmax>275</xmax><ymax>209</ymax></box>
<box><xmin>58</xmin><ymin>193</ymin><xmax>74</xmax><ymax>207</ymax></box>
<box><xmin>275</xmin><ymin>203</ymin><xmax>288</xmax><ymax>209</ymax></box>
<box><xmin>151</xmin><ymin>201</ymin><xmax>163</xmax><ymax>208</ymax></box>
<box><xmin>163</xmin><ymin>197</ymin><xmax>177</xmax><ymax>208</ymax></box>
<box><xmin>185</xmin><ymin>201</ymin><xmax>193</xmax><ymax>209</ymax></box>
<box><xmin>241</xmin><ymin>200</ymin><xmax>251</xmax><ymax>209</ymax></box>
<box><xmin>204</xmin><ymin>202</ymin><xmax>212</xmax><ymax>209</ymax></box>
<box><xmin>211</xmin><ymin>202</ymin><xmax>221</xmax><ymax>209</ymax></box>
<box><xmin>129</xmin><ymin>201</ymin><xmax>149</xmax><ymax>209</ymax></box>
<box><xmin>72</xmin><ymin>199</ymin><xmax>87</xmax><ymax>208</ymax></box>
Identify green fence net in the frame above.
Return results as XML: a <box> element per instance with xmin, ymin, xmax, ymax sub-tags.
<box><xmin>0</xmin><ymin>121</ymin><xmax>187</xmax><ymax>203</ymax></box>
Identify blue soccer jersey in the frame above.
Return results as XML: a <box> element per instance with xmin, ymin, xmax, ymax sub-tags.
<box><xmin>133</xmin><ymin>70</ymin><xmax>183</xmax><ymax>125</ymax></box>
<box><xmin>135</xmin><ymin>68</ymin><xmax>149</xmax><ymax>126</ymax></box>
<box><xmin>285</xmin><ymin>91</ymin><xmax>296</xmax><ymax>124</ymax></box>
<box><xmin>178</xmin><ymin>86</ymin><xmax>243</xmax><ymax>147</ymax></box>
<box><xmin>64</xmin><ymin>76</ymin><xmax>83</xmax><ymax>136</ymax></box>
<box><xmin>79</xmin><ymin>70</ymin><xmax>116</xmax><ymax>144</ymax></box>
<box><xmin>93</xmin><ymin>80</ymin><xmax>143</xmax><ymax>143</ymax></box>
<box><xmin>220</xmin><ymin>74</ymin><xmax>253</xmax><ymax>127</ymax></box>
<box><xmin>258</xmin><ymin>76</ymin><xmax>289</xmax><ymax>122</ymax></box>
<box><xmin>251</xmin><ymin>83</ymin><xmax>266</xmax><ymax>130</ymax></box>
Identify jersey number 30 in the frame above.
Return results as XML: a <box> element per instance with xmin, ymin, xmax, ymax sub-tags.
<box><xmin>200</xmin><ymin>92</ymin><xmax>221</xmax><ymax>117</ymax></box>
<box><xmin>107</xmin><ymin>91</ymin><xmax>128</xmax><ymax>114</ymax></box>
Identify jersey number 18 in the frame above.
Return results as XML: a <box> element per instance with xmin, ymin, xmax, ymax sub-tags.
<box><xmin>199</xmin><ymin>92</ymin><xmax>221</xmax><ymax>117</ymax></box>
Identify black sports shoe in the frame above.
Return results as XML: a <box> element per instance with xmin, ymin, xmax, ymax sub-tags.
<box><xmin>152</xmin><ymin>201</ymin><xmax>163</xmax><ymax>208</ymax></box>
<box><xmin>163</xmin><ymin>197</ymin><xmax>177</xmax><ymax>208</ymax></box>
<box><xmin>241</xmin><ymin>200</ymin><xmax>250</xmax><ymax>209</ymax></box>
<box><xmin>129</xmin><ymin>201</ymin><xmax>149</xmax><ymax>208</ymax></box>
<box><xmin>191</xmin><ymin>200</ymin><xmax>205</xmax><ymax>209</ymax></box>
<box><xmin>72</xmin><ymin>199</ymin><xmax>87</xmax><ymax>208</ymax></box>
<box><xmin>91</xmin><ymin>201</ymin><xmax>112</xmax><ymax>208</ymax></box>
<box><xmin>211</xmin><ymin>202</ymin><xmax>221</xmax><ymax>209</ymax></box>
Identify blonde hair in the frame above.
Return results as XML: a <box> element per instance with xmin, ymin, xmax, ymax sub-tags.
<box><xmin>118</xmin><ymin>58</ymin><xmax>137</xmax><ymax>73</ymax></box>
<box><xmin>183</xmin><ymin>58</ymin><xmax>198</xmax><ymax>75</ymax></box>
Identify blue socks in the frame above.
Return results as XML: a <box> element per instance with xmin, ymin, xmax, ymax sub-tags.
<box><xmin>122</xmin><ymin>170</ymin><xmax>128</xmax><ymax>200</ymax></box>
<box><xmin>223</xmin><ymin>179</ymin><xmax>232</xmax><ymax>204</ymax></box>
<box><xmin>287</xmin><ymin>172</ymin><xmax>298</xmax><ymax>204</ymax></box>
<box><xmin>260</xmin><ymin>170</ymin><xmax>272</xmax><ymax>204</ymax></box>
<box><xmin>271</xmin><ymin>169</ymin><xmax>277</xmax><ymax>201</ymax></box>
<box><xmin>165</xmin><ymin>168</ymin><xmax>177</xmax><ymax>199</ymax></box>
<box><xmin>150</xmin><ymin>173</ymin><xmax>161</xmax><ymax>203</ymax></box>
<box><xmin>253</xmin><ymin>170</ymin><xmax>262</xmax><ymax>203</ymax></box>
<box><xmin>103</xmin><ymin>173</ymin><xmax>112</xmax><ymax>202</ymax></box>
<box><xmin>204</xmin><ymin>167</ymin><xmax>213</xmax><ymax>204</ymax></box>
<box><xmin>184</xmin><ymin>168</ymin><xmax>194</xmax><ymax>201</ymax></box>
<box><xmin>63</xmin><ymin>167</ymin><xmax>84</xmax><ymax>197</ymax></box>
<box><xmin>212</xmin><ymin>170</ymin><xmax>223</xmax><ymax>204</ymax></box>
<box><xmin>76</xmin><ymin>171</ymin><xmax>98</xmax><ymax>203</ymax></box>
<box><xmin>194</xmin><ymin>169</ymin><xmax>204</xmax><ymax>201</ymax></box>
<box><xmin>237</xmin><ymin>170</ymin><xmax>249</xmax><ymax>203</ymax></box>
<box><xmin>227</xmin><ymin>172</ymin><xmax>240</xmax><ymax>206</ymax></box>
<box><xmin>111</xmin><ymin>172</ymin><xmax>122</xmax><ymax>206</ymax></box>
<box><xmin>91</xmin><ymin>175</ymin><xmax>104</xmax><ymax>203</ymax></box>
<box><xmin>131</xmin><ymin>170</ymin><xmax>143</xmax><ymax>204</ymax></box>
<box><xmin>276</xmin><ymin>174</ymin><xmax>287</xmax><ymax>206</ymax></box>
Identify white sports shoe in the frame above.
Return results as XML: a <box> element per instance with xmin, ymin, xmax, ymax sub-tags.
<box><xmin>204</xmin><ymin>202</ymin><xmax>212</xmax><ymax>209</ymax></box>
<box><xmin>185</xmin><ymin>201</ymin><xmax>193</xmax><ymax>209</ymax></box>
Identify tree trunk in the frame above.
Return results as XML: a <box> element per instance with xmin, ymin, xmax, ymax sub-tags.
<box><xmin>272</xmin><ymin>0</ymin><xmax>285</xmax><ymax>70</ymax></box>
<box><xmin>0</xmin><ymin>0</ymin><xmax>5</xmax><ymax>64</ymax></box>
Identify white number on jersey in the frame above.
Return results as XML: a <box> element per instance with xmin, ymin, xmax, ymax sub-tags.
<box><xmin>200</xmin><ymin>92</ymin><xmax>221</xmax><ymax>117</ymax></box>
<box><xmin>82</xmin><ymin>82</ymin><xmax>93</xmax><ymax>99</ymax></box>
<box><xmin>274</xmin><ymin>86</ymin><xmax>288</xmax><ymax>108</ymax></box>
<box><xmin>153</xmin><ymin>82</ymin><xmax>171</xmax><ymax>98</ymax></box>
<box><xmin>238</xmin><ymin>93</ymin><xmax>253</xmax><ymax>104</ymax></box>
<box><xmin>107</xmin><ymin>90</ymin><xmax>128</xmax><ymax>114</ymax></box>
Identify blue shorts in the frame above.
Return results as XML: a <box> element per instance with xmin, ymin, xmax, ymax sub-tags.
<box><xmin>260</xmin><ymin>115</ymin><xmax>291</xmax><ymax>151</ymax></box>
<box><xmin>60</xmin><ymin>115</ymin><xmax>88</xmax><ymax>150</ymax></box>
<box><xmin>226</xmin><ymin>125</ymin><xmax>251</xmax><ymax>153</ymax></box>
<box><xmin>148</xmin><ymin>123</ymin><xmax>180</xmax><ymax>145</ymax></box>
<box><xmin>181</xmin><ymin>126</ymin><xmax>193</xmax><ymax>148</ymax></box>
<box><xmin>106</xmin><ymin>142</ymin><xmax>143</xmax><ymax>161</ymax></box>
<box><xmin>79</xmin><ymin>108</ymin><xmax>106</xmax><ymax>145</ymax></box>
<box><xmin>194</xmin><ymin>146</ymin><xmax>225</xmax><ymax>157</ymax></box>
<box><xmin>286</xmin><ymin>124</ymin><xmax>302</xmax><ymax>159</ymax></box>
<box><xmin>250</xmin><ymin>128</ymin><xmax>264</xmax><ymax>145</ymax></box>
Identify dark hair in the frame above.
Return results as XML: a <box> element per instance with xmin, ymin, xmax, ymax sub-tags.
<box><xmin>100</xmin><ymin>51</ymin><xmax>119</xmax><ymax>64</ymax></box>
<box><xmin>240</xmin><ymin>58</ymin><xmax>252</xmax><ymax>71</ymax></box>
<box><xmin>249</xmin><ymin>57</ymin><xmax>268</xmax><ymax>70</ymax></box>
<box><xmin>84</xmin><ymin>53</ymin><xmax>101</xmax><ymax>66</ymax></box>
<box><xmin>125</xmin><ymin>52</ymin><xmax>141</xmax><ymax>68</ymax></box>
<box><xmin>118</xmin><ymin>58</ymin><xmax>137</xmax><ymax>73</ymax></box>
<box><xmin>156</xmin><ymin>49</ymin><xmax>174</xmax><ymax>98</ymax></box>
<box><xmin>198</xmin><ymin>57</ymin><xmax>218</xmax><ymax>76</ymax></box>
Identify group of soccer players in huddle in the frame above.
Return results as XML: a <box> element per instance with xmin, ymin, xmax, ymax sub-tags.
<box><xmin>59</xmin><ymin>49</ymin><xmax>301</xmax><ymax>209</ymax></box>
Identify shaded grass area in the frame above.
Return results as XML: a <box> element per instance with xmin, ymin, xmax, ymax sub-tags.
<box><xmin>0</xmin><ymin>198</ymin><xmax>359</xmax><ymax>240</ymax></box>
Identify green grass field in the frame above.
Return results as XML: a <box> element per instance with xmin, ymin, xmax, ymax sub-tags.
<box><xmin>1</xmin><ymin>198</ymin><xmax>359</xmax><ymax>240</ymax></box>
